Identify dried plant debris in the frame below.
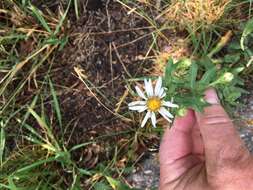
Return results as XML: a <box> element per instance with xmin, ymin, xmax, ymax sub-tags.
<box><xmin>154</xmin><ymin>36</ymin><xmax>191</xmax><ymax>76</ymax></box>
<box><xmin>164</xmin><ymin>0</ymin><xmax>231</xmax><ymax>29</ymax></box>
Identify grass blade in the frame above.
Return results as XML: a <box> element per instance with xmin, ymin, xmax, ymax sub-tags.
<box><xmin>0</xmin><ymin>184</ymin><xmax>11</xmax><ymax>189</ymax></box>
<box><xmin>70</xmin><ymin>142</ymin><xmax>94</xmax><ymax>152</ymax></box>
<box><xmin>54</xmin><ymin>0</ymin><xmax>72</xmax><ymax>35</ymax></box>
<box><xmin>28</xmin><ymin>107</ymin><xmax>59</xmax><ymax>150</ymax></box>
<box><xmin>23</xmin><ymin>123</ymin><xmax>45</xmax><ymax>142</ymax></box>
<box><xmin>241</xmin><ymin>18</ymin><xmax>253</xmax><ymax>50</ymax></box>
<box><xmin>78</xmin><ymin>168</ymin><xmax>92</xmax><ymax>176</ymax></box>
<box><xmin>7</xmin><ymin>176</ymin><xmax>18</xmax><ymax>190</ymax></box>
<box><xmin>49</xmin><ymin>78</ymin><xmax>62</xmax><ymax>133</ymax></box>
<box><xmin>29</xmin><ymin>4</ymin><xmax>52</xmax><ymax>34</ymax></box>
<box><xmin>74</xmin><ymin>0</ymin><xmax>79</xmax><ymax>19</ymax></box>
<box><xmin>21</xmin><ymin>95</ymin><xmax>38</xmax><ymax>127</ymax></box>
<box><xmin>0</xmin><ymin>127</ymin><xmax>5</xmax><ymax>167</ymax></box>
<box><xmin>15</xmin><ymin>157</ymin><xmax>56</xmax><ymax>174</ymax></box>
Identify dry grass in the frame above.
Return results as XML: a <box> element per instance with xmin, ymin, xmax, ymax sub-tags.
<box><xmin>153</xmin><ymin>37</ymin><xmax>191</xmax><ymax>76</ymax></box>
<box><xmin>164</xmin><ymin>0</ymin><xmax>231</xmax><ymax>29</ymax></box>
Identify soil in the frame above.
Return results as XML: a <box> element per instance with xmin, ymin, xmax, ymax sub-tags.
<box><xmin>50</xmin><ymin>0</ymin><xmax>158</xmax><ymax>171</ymax></box>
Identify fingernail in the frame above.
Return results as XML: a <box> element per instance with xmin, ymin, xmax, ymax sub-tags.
<box><xmin>205</xmin><ymin>88</ymin><xmax>220</xmax><ymax>105</ymax></box>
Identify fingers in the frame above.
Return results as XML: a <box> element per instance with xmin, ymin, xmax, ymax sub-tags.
<box><xmin>160</xmin><ymin>109</ymin><xmax>196</xmax><ymax>165</ymax></box>
<box><xmin>191</xmin><ymin>122</ymin><xmax>204</xmax><ymax>155</ymax></box>
<box><xmin>159</xmin><ymin>110</ymin><xmax>199</xmax><ymax>186</ymax></box>
<box><xmin>196</xmin><ymin>89</ymin><xmax>250</xmax><ymax>172</ymax></box>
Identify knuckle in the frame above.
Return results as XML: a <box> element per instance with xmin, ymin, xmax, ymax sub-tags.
<box><xmin>208</xmin><ymin>146</ymin><xmax>252</xmax><ymax>190</ymax></box>
<box><xmin>207</xmin><ymin>145</ymin><xmax>250</xmax><ymax>185</ymax></box>
<box><xmin>202</xmin><ymin>115</ymin><xmax>232</xmax><ymax>126</ymax></box>
<box><xmin>216</xmin><ymin>144</ymin><xmax>248</xmax><ymax>166</ymax></box>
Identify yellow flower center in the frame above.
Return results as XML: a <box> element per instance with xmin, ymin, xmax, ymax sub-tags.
<box><xmin>147</xmin><ymin>97</ymin><xmax>162</xmax><ymax>112</ymax></box>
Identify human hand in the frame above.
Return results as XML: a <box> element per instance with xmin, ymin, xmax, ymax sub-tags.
<box><xmin>159</xmin><ymin>89</ymin><xmax>253</xmax><ymax>190</ymax></box>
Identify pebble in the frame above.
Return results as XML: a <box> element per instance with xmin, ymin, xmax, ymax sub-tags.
<box><xmin>144</xmin><ymin>170</ymin><xmax>153</xmax><ymax>175</ymax></box>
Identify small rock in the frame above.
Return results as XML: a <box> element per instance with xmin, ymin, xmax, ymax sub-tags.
<box><xmin>144</xmin><ymin>170</ymin><xmax>152</xmax><ymax>175</ymax></box>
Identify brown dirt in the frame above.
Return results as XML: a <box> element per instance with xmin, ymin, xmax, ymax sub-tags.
<box><xmin>50</xmin><ymin>0</ymin><xmax>158</xmax><ymax>170</ymax></box>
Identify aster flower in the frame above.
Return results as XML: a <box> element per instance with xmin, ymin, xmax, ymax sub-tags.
<box><xmin>128</xmin><ymin>77</ymin><xmax>178</xmax><ymax>128</ymax></box>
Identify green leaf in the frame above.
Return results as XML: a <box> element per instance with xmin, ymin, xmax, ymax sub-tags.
<box><xmin>78</xmin><ymin>168</ymin><xmax>92</xmax><ymax>176</ymax></box>
<box><xmin>189</xmin><ymin>62</ymin><xmax>198</xmax><ymax>89</ymax></box>
<box><xmin>199</xmin><ymin>67</ymin><xmax>217</xmax><ymax>86</ymax></box>
<box><xmin>232</xmin><ymin>66</ymin><xmax>245</xmax><ymax>74</ymax></box>
<box><xmin>94</xmin><ymin>182</ymin><xmax>111</xmax><ymax>190</ymax></box>
<box><xmin>164</xmin><ymin>58</ymin><xmax>174</xmax><ymax>86</ymax></box>
<box><xmin>224</xmin><ymin>54</ymin><xmax>241</xmax><ymax>64</ymax></box>
<box><xmin>29</xmin><ymin>4</ymin><xmax>52</xmax><ymax>34</ymax></box>
<box><xmin>176</xmin><ymin>95</ymin><xmax>207</xmax><ymax>112</ymax></box>
<box><xmin>227</xmin><ymin>41</ymin><xmax>241</xmax><ymax>51</ymax></box>
<box><xmin>241</xmin><ymin>18</ymin><xmax>253</xmax><ymax>50</ymax></box>
<box><xmin>211</xmin><ymin>72</ymin><xmax>234</xmax><ymax>86</ymax></box>
<box><xmin>198</xmin><ymin>56</ymin><xmax>214</xmax><ymax>70</ymax></box>
<box><xmin>222</xmin><ymin>86</ymin><xmax>244</xmax><ymax>104</ymax></box>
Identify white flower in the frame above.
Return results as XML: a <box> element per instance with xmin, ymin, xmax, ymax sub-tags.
<box><xmin>128</xmin><ymin>77</ymin><xmax>178</xmax><ymax>128</ymax></box>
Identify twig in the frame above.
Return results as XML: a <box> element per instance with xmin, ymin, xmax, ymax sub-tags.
<box><xmin>112</xmin><ymin>42</ymin><xmax>132</xmax><ymax>78</ymax></box>
<box><xmin>74</xmin><ymin>67</ymin><xmax>132</xmax><ymax>122</ymax></box>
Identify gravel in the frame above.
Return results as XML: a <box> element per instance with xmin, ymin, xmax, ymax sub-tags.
<box><xmin>128</xmin><ymin>153</ymin><xmax>160</xmax><ymax>190</ymax></box>
<box><xmin>237</xmin><ymin>88</ymin><xmax>253</xmax><ymax>152</ymax></box>
<box><xmin>128</xmin><ymin>89</ymin><xmax>253</xmax><ymax>190</ymax></box>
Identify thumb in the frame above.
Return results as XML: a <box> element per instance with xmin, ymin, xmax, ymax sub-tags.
<box><xmin>196</xmin><ymin>89</ymin><xmax>250</xmax><ymax>172</ymax></box>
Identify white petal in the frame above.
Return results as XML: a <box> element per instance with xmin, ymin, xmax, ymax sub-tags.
<box><xmin>151</xmin><ymin>112</ymin><xmax>157</xmax><ymax>128</ymax></box>
<box><xmin>144</xmin><ymin>79</ymin><xmax>153</xmax><ymax>97</ymax></box>
<box><xmin>158</xmin><ymin>87</ymin><xmax>165</xmax><ymax>98</ymax></box>
<box><xmin>141</xmin><ymin>111</ymin><xmax>151</xmax><ymax>127</ymax></box>
<box><xmin>160</xmin><ymin>92</ymin><xmax>166</xmax><ymax>98</ymax></box>
<box><xmin>159</xmin><ymin>107</ymin><xmax>174</xmax><ymax>118</ymax></box>
<box><xmin>159</xmin><ymin>108</ymin><xmax>172</xmax><ymax>123</ymax></box>
<box><xmin>135</xmin><ymin>86</ymin><xmax>147</xmax><ymax>100</ymax></box>
<box><xmin>128</xmin><ymin>101</ymin><xmax>146</xmax><ymax>107</ymax></box>
<box><xmin>162</xmin><ymin>101</ymin><xmax>179</xmax><ymax>108</ymax></box>
<box><xmin>129</xmin><ymin>105</ymin><xmax>147</xmax><ymax>112</ymax></box>
<box><xmin>154</xmin><ymin>77</ymin><xmax>162</xmax><ymax>96</ymax></box>
<box><xmin>137</xmin><ymin>106</ymin><xmax>148</xmax><ymax>112</ymax></box>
